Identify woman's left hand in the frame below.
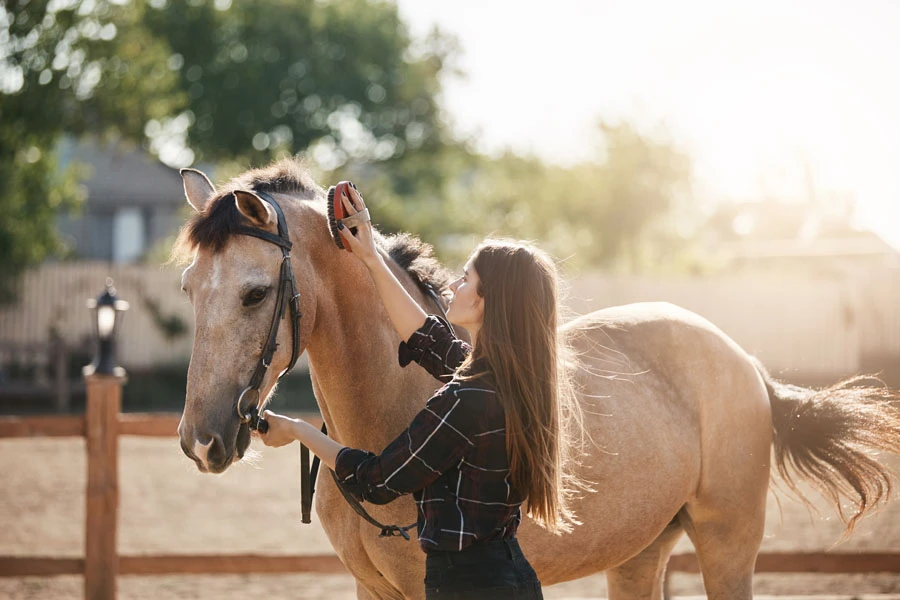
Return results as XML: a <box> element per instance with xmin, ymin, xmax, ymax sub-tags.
<box><xmin>257</xmin><ymin>410</ymin><xmax>299</xmax><ymax>448</ymax></box>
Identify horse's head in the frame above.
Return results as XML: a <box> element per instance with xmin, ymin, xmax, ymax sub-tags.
<box><xmin>175</xmin><ymin>162</ymin><xmax>324</xmax><ymax>473</ymax></box>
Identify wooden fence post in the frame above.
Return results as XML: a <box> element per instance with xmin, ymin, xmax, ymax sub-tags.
<box><xmin>54</xmin><ymin>344</ymin><xmax>70</xmax><ymax>413</ymax></box>
<box><xmin>84</xmin><ymin>374</ymin><xmax>123</xmax><ymax>600</ymax></box>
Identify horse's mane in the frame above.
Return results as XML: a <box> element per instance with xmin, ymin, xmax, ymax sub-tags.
<box><xmin>382</xmin><ymin>233</ymin><xmax>452</xmax><ymax>296</ymax></box>
<box><xmin>172</xmin><ymin>158</ymin><xmax>452</xmax><ymax>295</ymax></box>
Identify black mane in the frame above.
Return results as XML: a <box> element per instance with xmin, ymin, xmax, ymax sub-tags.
<box><xmin>382</xmin><ymin>232</ymin><xmax>452</xmax><ymax>297</ymax></box>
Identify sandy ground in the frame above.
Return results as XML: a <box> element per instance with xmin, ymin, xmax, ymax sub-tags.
<box><xmin>1</xmin><ymin>436</ymin><xmax>900</xmax><ymax>599</ymax></box>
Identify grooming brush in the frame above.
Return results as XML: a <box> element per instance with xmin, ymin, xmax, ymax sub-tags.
<box><xmin>327</xmin><ymin>181</ymin><xmax>363</xmax><ymax>252</ymax></box>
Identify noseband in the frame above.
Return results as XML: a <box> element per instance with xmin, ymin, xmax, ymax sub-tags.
<box><xmin>234</xmin><ymin>191</ymin><xmax>303</xmax><ymax>428</ymax></box>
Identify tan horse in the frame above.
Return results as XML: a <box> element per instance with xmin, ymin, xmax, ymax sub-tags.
<box><xmin>175</xmin><ymin>159</ymin><xmax>900</xmax><ymax>600</ymax></box>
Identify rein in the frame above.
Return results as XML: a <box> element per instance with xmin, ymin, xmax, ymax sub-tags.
<box><xmin>307</xmin><ymin>283</ymin><xmax>450</xmax><ymax>539</ymax></box>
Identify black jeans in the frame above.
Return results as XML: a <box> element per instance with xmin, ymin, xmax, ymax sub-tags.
<box><xmin>424</xmin><ymin>538</ymin><xmax>543</xmax><ymax>599</ymax></box>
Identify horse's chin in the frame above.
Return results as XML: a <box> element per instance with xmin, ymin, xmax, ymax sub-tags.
<box><xmin>200</xmin><ymin>420</ymin><xmax>251</xmax><ymax>474</ymax></box>
<box><xmin>235</xmin><ymin>420</ymin><xmax>251</xmax><ymax>460</ymax></box>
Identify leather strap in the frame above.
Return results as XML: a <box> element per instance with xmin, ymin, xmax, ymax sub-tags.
<box><xmin>235</xmin><ymin>226</ymin><xmax>293</xmax><ymax>251</ymax></box>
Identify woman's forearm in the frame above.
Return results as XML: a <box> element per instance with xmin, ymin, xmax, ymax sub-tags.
<box><xmin>365</xmin><ymin>254</ymin><xmax>427</xmax><ymax>343</ymax></box>
<box><xmin>291</xmin><ymin>419</ymin><xmax>344</xmax><ymax>470</ymax></box>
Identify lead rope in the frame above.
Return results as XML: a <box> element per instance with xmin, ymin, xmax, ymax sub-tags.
<box><xmin>307</xmin><ymin>425</ymin><xmax>416</xmax><ymax>539</ymax></box>
<box><xmin>304</xmin><ymin>284</ymin><xmax>449</xmax><ymax>537</ymax></box>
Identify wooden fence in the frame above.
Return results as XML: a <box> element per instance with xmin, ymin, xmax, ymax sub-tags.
<box><xmin>1</xmin><ymin>377</ymin><xmax>899</xmax><ymax>599</ymax></box>
<box><xmin>3</xmin><ymin>262</ymin><xmax>899</xmax><ymax>377</ymax></box>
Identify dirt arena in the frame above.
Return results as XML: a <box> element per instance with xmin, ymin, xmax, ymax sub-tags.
<box><xmin>2</xmin><ymin>436</ymin><xmax>899</xmax><ymax>599</ymax></box>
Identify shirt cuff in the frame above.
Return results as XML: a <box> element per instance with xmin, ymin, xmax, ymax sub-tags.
<box><xmin>334</xmin><ymin>447</ymin><xmax>376</xmax><ymax>499</ymax></box>
<box><xmin>398</xmin><ymin>314</ymin><xmax>452</xmax><ymax>367</ymax></box>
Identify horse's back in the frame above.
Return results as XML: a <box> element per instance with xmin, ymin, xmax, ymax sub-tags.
<box><xmin>565</xmin><ymin>301</ymin><xmax>771</xmax><ymax>469</ymax></box>
<box><xmin>524</xmin><ymin>301</ymin><xmax>772</xmax><ymax>582</ymax></box>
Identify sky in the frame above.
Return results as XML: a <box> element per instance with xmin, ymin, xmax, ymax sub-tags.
<box><xmin>395</xmin><ymin>0</ymin><xmax>900</xmax><ymax>249</ymax></box>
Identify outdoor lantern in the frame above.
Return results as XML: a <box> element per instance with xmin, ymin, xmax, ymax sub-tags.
<box><xmin>84</xmin><ymin>278</ymin><xmax>129</xmax><ymax>377</ymax></box>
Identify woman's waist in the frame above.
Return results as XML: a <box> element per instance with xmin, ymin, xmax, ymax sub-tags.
<box><xmin>425</xmin><ymin>537</ymin><xmax>524</xmax><ymax>564</ymax></box>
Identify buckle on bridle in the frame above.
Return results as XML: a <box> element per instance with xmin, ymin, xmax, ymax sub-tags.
<box><xmin>246</xmin><ymin>405</ymin><xmax>269</xmax><ymax>433</ymax></box>
<box><xmin>290</xmin><ymin>293</ymin><xmax>302</xmax><ymax>319</ymax></box>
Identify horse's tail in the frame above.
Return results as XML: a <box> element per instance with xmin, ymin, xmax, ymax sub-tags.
<box><xmin>754</xmin><ymin>359</ymin><xmax>900</xmax><ymax>534</ymax></box>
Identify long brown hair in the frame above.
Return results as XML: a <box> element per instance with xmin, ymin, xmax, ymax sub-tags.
<box><xmin>459</xmin><ymin>239</ymin><xmax>582</xmax><ymax>533</ymax></box>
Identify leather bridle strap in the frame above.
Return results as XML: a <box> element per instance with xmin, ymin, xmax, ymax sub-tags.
<box><xmin>235</xmin><ymin>191</ymin><xmax>303</xmax><ymax>423</ymax></box>
<box><xmin>231</xmin><ymin>191</ymin><xmax>312</xmax><ymax>524</ymax></box>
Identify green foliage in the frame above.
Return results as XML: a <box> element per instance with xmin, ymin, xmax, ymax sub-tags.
<box><xmin>143</xmin><ymin>0</ymin><xmax>449</xmax><ymax>166</ymax></box>
<box><xmin>0</xmin><ymin>141</ymin><xmax>84</xmax><ymax>302</ymax></box>
<box><xmin>2</xmin><ymin>0</ymin><xmax>701</xmax><ymax>303</ymax></box>
<box><xmin>339</xmin><ymin>121</ymin><xmax>698</xmax><ymax>272</ymax></box>
<box><xmin>0</xmin><ymin>0</ymin><xmax>456</xmax><ymax>300</ymax></box>
<box><xmin>0</xmin><ymin>0</ymin><xmax>184</xmax><ymax>301</ymax></box>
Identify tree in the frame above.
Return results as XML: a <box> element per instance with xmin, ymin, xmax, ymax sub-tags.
<box><xmin>142</xmin><ymin>0</ymin><xmax>451</xmax><ymax>168</ymax></box>
<box><xmin>345</xmin><ymin>121</ymin><xmax>697</xmax><ymax>271</ymax></box>
<box><xmin>0</xmin><ymin>0</ymin><xmax>454</xmax><ymax>300</ymax></box>
<box><xmin>0</xmin><ymin>0</ymin><xmax>183</xmax><ymax>301</ymax></box>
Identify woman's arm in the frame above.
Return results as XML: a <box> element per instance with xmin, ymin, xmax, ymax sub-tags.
<box><xmin>337</xmin><ymin>187</ymin><xmax>426</xmax><ymax>343</ymax></box>
<box><xmin>259</xmin><ymin>410</ymin><xmax>344</xmax><ymax>470</ymax></box>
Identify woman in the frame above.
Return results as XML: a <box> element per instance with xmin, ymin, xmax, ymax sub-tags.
<box><xmin>260</xmin><ymin>186</ymin><xmax>581</xmax><ymax>599</ymax></box>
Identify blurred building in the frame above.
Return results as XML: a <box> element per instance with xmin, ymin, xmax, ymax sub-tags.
<box><xmin>55</xmin><ymin>137</ymin><xmax>185</xmax><ymax>263</ymax></box>
<box><xmin>706</xmin><ymin>199</ymin><xmax>900</xmax><ymax>276</ymax></box>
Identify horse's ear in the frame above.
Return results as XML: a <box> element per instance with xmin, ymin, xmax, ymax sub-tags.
<box><xmin>181</xmin><ymin>168</ymin><xmax>216</xmax><ymax>213</ymax></box>
<box><xmin>234</xmin><ymin>190</ymin><xmax>277</xmax><ymax>228</ymax></box>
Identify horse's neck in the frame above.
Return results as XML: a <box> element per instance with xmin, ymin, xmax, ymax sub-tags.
<box><xmin>305</xmin><ymin>249</ymin><xmax>437</xmax><ymax>450</ymax></box>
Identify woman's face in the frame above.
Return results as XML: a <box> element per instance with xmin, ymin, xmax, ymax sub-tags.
<box><xmin>446</xmin><ymin>260</ymin><xmax>484</xmax><ymax>333</ymax></box>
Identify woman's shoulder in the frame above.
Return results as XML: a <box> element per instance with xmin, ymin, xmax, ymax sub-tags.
<box><xmin>448</xmin><ymin>358</ymin><xmax>495</xmax><ymax>392</ymax></box>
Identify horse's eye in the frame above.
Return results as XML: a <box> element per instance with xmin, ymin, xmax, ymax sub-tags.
<box><xmin>243</xmin><ymin>287</ymin><xmax>269</xmax><ymax>307</ymax></box>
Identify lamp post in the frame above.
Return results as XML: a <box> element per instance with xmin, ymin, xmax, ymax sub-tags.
<box><xmin>82</xmin><ymin>277</ymin><xmax>128</xmax><ymax>600</ymax></box>
<box><xmin>83</xmin><ymin>278</ymin><xmax>129</xmax><ymax>378</ymax></box>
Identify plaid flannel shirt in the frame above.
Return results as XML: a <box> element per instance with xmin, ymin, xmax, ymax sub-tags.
<box><xmin>334</xmin><ymin>315</ymin><xmax>524</xmax><ymax>553</ymax></box>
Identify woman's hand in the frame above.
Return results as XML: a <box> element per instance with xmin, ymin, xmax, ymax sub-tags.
<box><xmin>257</xmin><ymin>410</ymin><xmax>300</xmax><ymax>448</ymax></box>
<box><xmin>258</xmin><ymin>410</ymin><xmax>346</xmax><ymax>470</ymax></box>
<box><xmin>337</xmin><ymin>185</ymin><xmax>381</xmax><ymax>268</ymax></box>
<box><xmin>336</xmin><ymin>182</ymin><xmax>428</xmax><ymax>345</ymax></box>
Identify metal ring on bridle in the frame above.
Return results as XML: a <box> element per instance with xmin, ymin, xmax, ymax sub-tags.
<box><xmin>236</xmin><ymin>386</ymin><xmax>261</xmax><ymax>422</ymax></box>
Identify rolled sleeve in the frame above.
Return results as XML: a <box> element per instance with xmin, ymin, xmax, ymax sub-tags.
<box><xmin>334</xmin><ymin>447</ymin><xmax>376</xmax><ymax>500</ymax></box>
<box><xmin>332</xmin><ymin>386</ymin><xmax>479</xmax><ymax>505</ymax></box>
<box><xmin>398</xmin><ymin>315</ymin><xmax>471</xmax><ymax>381</ymax></box>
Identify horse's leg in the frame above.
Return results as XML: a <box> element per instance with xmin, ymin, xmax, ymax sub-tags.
<box><xmin>679</xmin><ymin>412</ymin><xmax>770</xmax><ymax>597</ymax></box>
<box><xmin>355</xmin><ymin>578</ymin><xmax>413</xmax><ymax>600</ymax></box>
<box><xmin>605</xmin><ymin>519</ymin><xmax>683</xmax><ymax>600</ymax></box>
<box><xmin>355</xmin><ymin>582</ymin><xmax>376</xmax><ymax>600</ymax></box>
<box><xmin>679</xmin><ymin>505</ymin><xmax>764</xmax><ymax>600</ymax></box>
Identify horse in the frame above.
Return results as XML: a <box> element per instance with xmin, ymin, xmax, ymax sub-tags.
<box><xmin>174</xmin><ymin>158</ymin><xmax>900</xmax><ymax>599</ymax></box>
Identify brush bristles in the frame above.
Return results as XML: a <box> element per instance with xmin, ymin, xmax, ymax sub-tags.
<box><xmin>326</xmin><ymin>186</ymin><xmax>345</xmax><ymax>249</ymax></box>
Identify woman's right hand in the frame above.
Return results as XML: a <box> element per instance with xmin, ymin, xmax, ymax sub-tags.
<box><xmin>337</xmin><ymin>185</ymin><xmax>381</xmax><ymax>267</ymax></box>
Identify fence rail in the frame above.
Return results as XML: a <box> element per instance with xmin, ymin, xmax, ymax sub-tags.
<box><xmin>1</xmin><ymin>408</ymin><xmax>899</xmax><ymax>592</ymax></box>
<box><xmin>3</xmin><ymin>262</ymin><xmax>899</xmax><ymax>376</ymax></box>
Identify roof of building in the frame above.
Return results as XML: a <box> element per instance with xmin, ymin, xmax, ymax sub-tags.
<box><xmin>58</xmin><ymin>136</ymin><xmax>184</xmax><ymax>209</ymax></box>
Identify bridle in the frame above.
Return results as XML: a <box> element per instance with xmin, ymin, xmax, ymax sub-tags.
<box><xmin>233</xmin><ymin>190</ymin><xmax>303</xmax><ymax>427</ymax></box>
<box><xmin>229</xmin><ymin>188</ymin><xmax>448</xmax><ymax>536</ymax></box>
